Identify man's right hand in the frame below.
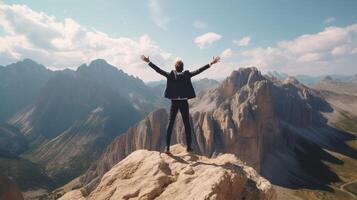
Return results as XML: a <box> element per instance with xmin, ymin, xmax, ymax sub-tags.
<box><xmin>141</xmin><ymin>55</ymin><xmax>150</xmax><ymax>63</ymax></box>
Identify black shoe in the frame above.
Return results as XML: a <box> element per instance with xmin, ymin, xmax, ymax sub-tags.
<box><xmin>186</xmin><ymin>147</ymin><xmax>193</xmax><ymax>152</ymax></box>
<box><xmin>165</xmin><ymin>147</ymin><xmax>170</xmax><ymax>154</ymax></box>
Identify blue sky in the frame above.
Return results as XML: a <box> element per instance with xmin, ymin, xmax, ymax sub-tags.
<box><xmin>1</xmin><ymin>0</ymin><xmax>357</xmax><ymax>81</ymax></box>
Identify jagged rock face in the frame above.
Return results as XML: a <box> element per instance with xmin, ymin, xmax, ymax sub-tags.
<box><xmin>190</xmin><ymin>67</ymin><xmax>265</xmax><ymax>113</ymax></box>
<box><xmin>82</xmin><ymin>109</ymin><xmax>168</xmax><ymax>186</ymax></box>
<box><xmin>61</xmin><ymin>145</ymin><xmax>276</xmax><ymax>200</ymax></box>
<box><xmin>219</xmin><ymin>67</ymin><xmax>265</xmax><ymax>97</ymax></box>
<box><xmin>179</xmin><ymin>68</ymin><xmax>283</xmax><ymax>169</ymax></box>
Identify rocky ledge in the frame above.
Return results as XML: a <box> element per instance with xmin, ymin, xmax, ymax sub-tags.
<box><xmin>60</xmin><ymin>144</ymin><xmax>276</xmax><ymax>200</ymax></box>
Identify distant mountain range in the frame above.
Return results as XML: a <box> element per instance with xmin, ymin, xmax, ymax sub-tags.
<box><xmin>266</xmin><ymin>71</ymin><xmax>357</xmax><ymax>86</ymax></box>
<box><xmin>313</xmin><ymin>75</ymin><xmax>357</xmax><ymax>96</ymax></box>
<box><xmin>0</xmin><ymin>59</ymin><xmax>159</xmax><ymax>124</ymax></box>
<box><xmin>148</xmin><ymin>70</ymin><xmax>357</xmax><ymax>88</ymax></box>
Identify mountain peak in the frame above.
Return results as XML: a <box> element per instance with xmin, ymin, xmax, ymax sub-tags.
<box><xmin>76</xmin><ymin>59</ymin><xmax>119</xmax><ymax>77</ymax></box>
<box><xmin>283</xmin><ymin>76</ymin><xmax>301</xmax><ymax>85</ymax></box>
<box><xmin>86</xmin><ymin>59</ymin><xmax>117</xmax><ymax>71</ymax></box>
<box><xmin>89</xmin><ymin>59</ymin><xmax>110</xmax><ymax>67</ymax></box>
<box><xmin>22</xmin><ymin>58</ymin><xmax>38</xmax><ymax>64</ymax></box>
<box><xmin>220</xmin><ymin>67</ymin><xmax>265</xmax><ymax>96</ymax></box>
<box><xmin>230</xmin><ymin>67</ymin><xmax>264</xmax><ymax>85</ymax></box>
<box><xmin>8</xmin><ymin>58</ymin><xmax>45</xmax><ymax>69</ymax></box>
<box><xmin>60</xmin><ymin>144</ymin><xmax>276</xmax><ymax>200</ymax></box>
<box><xmin>76</xmin><ymin>59</ymin><xmax>117</xmax><ymax>73</ymax></box>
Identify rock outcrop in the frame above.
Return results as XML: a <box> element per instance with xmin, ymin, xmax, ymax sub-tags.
<box><xmin>82</xmin><ymin>109</ymin><xmax>168</xmax><ymax>186</ymax></box>
<box><xmin>60</xmin><ymin>144</ymin><xmax>276</xmax><ymax>200</ymax></box>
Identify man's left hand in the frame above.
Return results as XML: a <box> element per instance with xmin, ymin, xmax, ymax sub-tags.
<box><xmin>210</xmin><ymin>56</ymin><xmax>220</xmax><ymax>65</ymax></box>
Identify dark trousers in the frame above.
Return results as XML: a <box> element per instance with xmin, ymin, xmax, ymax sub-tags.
<box><xmin>166</xmin><ymin>99</ymin><xmax>192</xmax><ymax>149</ymax></box>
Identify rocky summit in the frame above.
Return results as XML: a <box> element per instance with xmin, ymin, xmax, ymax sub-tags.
<box><xmin>60</xmin><ymin>144</ymin><xmax>276</xmax><ymax>200</ymax></box>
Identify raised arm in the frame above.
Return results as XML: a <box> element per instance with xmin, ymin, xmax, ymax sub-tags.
<box><xmin>141</xmin><ymin>55</ymin><xmax>169</xmax><ymax>78</ymax></box>
<box><xmin>189</xmin><ymin>56</ymin><xmax>220</xmax><ymax>77</ymax></box>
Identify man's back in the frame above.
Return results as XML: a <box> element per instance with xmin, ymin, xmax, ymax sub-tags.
<box><xmin>141</xmin><ymin>55</ymin><xmax>221</xmax><ymax>100</ymax></box>
<box><xmin>166</xmin><ymin>70</ymin><xmax>195</xmax><ymax>99</ymax></box>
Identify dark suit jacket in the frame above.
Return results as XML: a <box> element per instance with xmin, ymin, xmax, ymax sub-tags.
<box><xmin>148</xmin><ymin>62</ymin><xmax>210</xmax><ymax>99</ymax></box>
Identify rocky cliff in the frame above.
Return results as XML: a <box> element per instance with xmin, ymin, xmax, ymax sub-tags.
<box><xmin>60</xmin><ymin>144</ymin><xmax>276</xmax><ymax>200</ymax></box>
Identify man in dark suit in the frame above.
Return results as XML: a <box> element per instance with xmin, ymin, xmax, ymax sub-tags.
<box><xmin>141</xmin><ymin>55</ymin><xmax>220</xmax><ymax>153</ymax></box>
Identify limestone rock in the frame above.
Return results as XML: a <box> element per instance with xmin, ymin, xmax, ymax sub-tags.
<box><xmin>58</xmin><ymin>189</ymin><xmax>85</xmax><ymax>200</ymax></box>
<box><xmin>60</xmin><ymin>144</ymin><xmax>276</xmax><ymax>200</ymax></box>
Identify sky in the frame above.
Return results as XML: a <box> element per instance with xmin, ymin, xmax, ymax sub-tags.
<box><xmin>0</xmin><ymin>0</ymin><xmax>357</xmax><ymax>82</ymax></box>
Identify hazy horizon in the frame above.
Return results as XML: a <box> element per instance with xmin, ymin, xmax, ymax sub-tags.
<box><xmin>2</xmin><ymin>58</ymin><xmax>357</xmax><ymax>84</ymax></box>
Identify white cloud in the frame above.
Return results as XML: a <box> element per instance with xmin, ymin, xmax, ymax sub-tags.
<box><xmin>233</xmin><ymin>36</ymin><xmax>251</xmax><ymax>47</ymax></box>
<box><xmin>221</xmin><ymin>48</ymin><xmax>233</xmax><ymax>58</ymax></box>
<box><xmin>323</xmin><ymin>17</ymin><xmax>335</xmax><ymax>25</ymax></box>
<box><xmin>0</xmin><ymin>4</ymin><xmax>174</xmax><ymax>81</ymax></box>
<box><xmin>148</xmin><ymin>0</ymin><xmax>170</xmax><ymax>31</ymax></box>
<box><xmin>194</xmin><ymin>32</ymin><xmax>222</xmax><ymax>49</ymax></box>
<box><xmin>237</xmin><ymin>24</ymin><xmax>357</xmax><ymax>75</ymax></box>
<box><xmin>193</xmin><ymin>20</ymin><xmax>207</xmax><ymax>29</ymax></box>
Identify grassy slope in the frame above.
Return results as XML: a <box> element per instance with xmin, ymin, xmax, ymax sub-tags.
<box><xmin>276</xmin><ymin>114</ymin><xmax>357</xmax><ymax>200</ymax></box>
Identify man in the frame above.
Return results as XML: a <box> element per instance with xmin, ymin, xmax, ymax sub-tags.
<box><xmin>141</xmin><ymin>55</ymin><xmax>220</xmax><ymax>153</ymax></box>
